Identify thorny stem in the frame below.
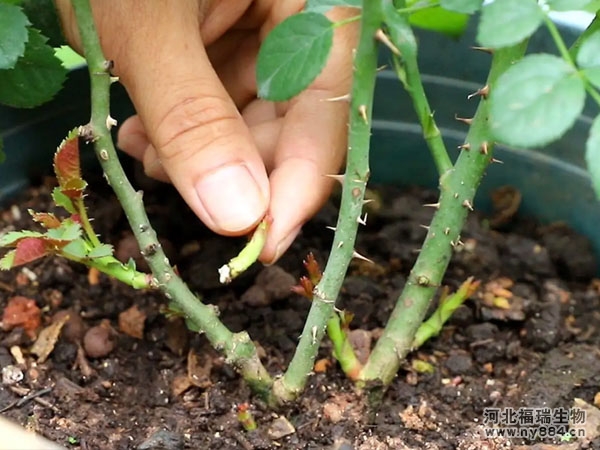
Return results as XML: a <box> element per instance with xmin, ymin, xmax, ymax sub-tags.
<box><xmin>63</xmin><ymin>253</ymin><xmax>150</xmax><ymax>289</ymax></box>
<box><xmin>359</xmin><ymin>41</ymin><xmax>529</xmax><ymax>387</ymax></box>
<box><xmin>74</xmin><ymin>198</ymin><xmax>101</xmax><ymax>247</ymax></box>
<box><xmin>387</xmin><ymin>2</ymin><xmax>452</xmax><ymax>176</ymax></box>
<box><xmin>70</xmin><ymin>0</ymin><xmax>273</xmax><ymax>398</ymax></box>
<box><xmin>272</xmin><ymin>0</ymin><xmax>381</xmax><ymax>404</ymax></box>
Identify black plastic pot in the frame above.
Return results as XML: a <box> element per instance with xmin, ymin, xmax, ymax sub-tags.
<box><xmin>1</xmin><ymin>17</ymin><xmax>598</xmax><ymax>271</ymax></box>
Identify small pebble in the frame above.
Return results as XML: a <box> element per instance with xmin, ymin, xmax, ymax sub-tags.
<box><xmin>138</xmin><ymin>430</ymin><xmax>184</xmax><ymax>450</ymax></box>
<box><xmin>267</xmin><ymin>416</ymin><xmax>295</xmax><ymax>440</ymax></box>
<box><xmin>444</xmin><ymin>353</ymin><xmax>473</xmax><ymax>376</ymax></box>
<box><xmin>83</xmin><ymin>324</ymin><xmax>116</xmax><ymax>358</ymax></box>
<box><xmin>2</xmin><ymin>365</ymin><xmax>23</xmax><ymax>385</ymax></box>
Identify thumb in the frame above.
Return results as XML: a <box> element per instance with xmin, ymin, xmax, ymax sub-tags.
<box><xmin>112</xmin><ymin>4</ymin><xmax>270</xmax><ymax>235</ymax></box>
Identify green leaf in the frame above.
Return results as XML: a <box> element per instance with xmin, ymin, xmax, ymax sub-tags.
<box><xmin>0</xmin><ymin>27</ymin><xmax>67</xmax><ymax>108</ymax></box>
<box><xmin>0</xmin><ymin>3</ymin><xmax>29</xmax><ymax>69</ymax></box>
<box><xmin>586</xmin><ymin>115</ymin><xmax>600</xmax><ymax>198</ymax></box>
<box><xmin>477</xmin><ymin>0</ymin><xmax>543</xmax><ymax>49</ymax></box>
<box><xmin>489</xmin><ymin>54</ymin><xmax>586</xmax><ymax>148</ymax></box>
<box><xmin>0</xmin><ymin>250</ymin><xmax>16</xmax><ymax>270</ymax></box>
<box><xmin>577</xmin><ymin>30</ymin><xmax>600</xmax><ymax>88</ymax></box>
<box><xmin>62</xmin><ymin>239</ymin><xmax>88</xmax><ymax>259</ymax></box>
<box><xmin>409</xmin><ymin>7</ymin><xmax>469</xmax><ymax>38</ymax></box>
<box><xmin>257</xmin><ymin>12</ymin><xmax>334</xmax><ymax>101</ymax></box>
<box><xmin>547</xmin><ymin>0</ymin><xmax>593</xmax><ymax>11</ymax></box>
<box><xmin>0</xmin><ymin>230</ymin><xmax>43</xmax><ymax>246</ymax></box>
<box><xmin>577</xmin><ymin>30</ymin><xmax>600</xmax><ymax>68</ymax></box>
<box><xmin>440</xmin><ymin>0</ymin><xmax>482</xmax><ymax>14</ymax></box>
<box><xmin>46</xmin><ymin>219</ymin><xmax>81</xmax><ymax>241</ymax></box>
<box><xmin>87</xmin><ymin>244</ymin><xmax>114</xmax><ymax>259</ymax></box>
<box><xmin>52</xmin><ymin>187</ymin><xmax>76</xmax><ymax>213</ymax></box>
<box><xmin>305</xmin><ymin>0</ymin><xmax>361</xmax><ymax>13</ymax></box>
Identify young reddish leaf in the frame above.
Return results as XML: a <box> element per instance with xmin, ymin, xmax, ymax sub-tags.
<box><xmin>53</xmin><ymin>128</ymin><xmax>87</xmax><ymax>198</ymax></box>
<box><xmin>29</xmin><ymin>210</ymin><xmax>61</xmax><ymax>229</ymax></box>
<box><xmin>303</xmin><ymin>252</ymin><xmax>322</xmax><ymax>285</ymax></box>
<box><xmin>52</xmin><ymin>187</ymin><xmax>76</xmax><ymax>213</ymax></box>
<box><xmin>291</xmin><ymin>275</ymin><xmax>314</xmax><ymax>299</ymax></box>
<box><xmin>13</xmin><ymin>237</ymin><xmax>50</xmax><ymax>266</ymax></box>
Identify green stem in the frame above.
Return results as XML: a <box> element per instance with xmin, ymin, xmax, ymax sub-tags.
<box><xmin>63</xmin><ymin>252</ymin><xmax>150</xmax><ymax>289</ymax></box>
<box><xmin>387</xmin><ymin>5</ymin><xmax>452</xmax><ymax>175</ymax></box>
<box><xmin>411</xmin><ymin>277</ymin><xmax>478</xmax><ymax>349</ymax></box>
<box><xmin>544</xmin><ymin>16</ymin><xmax>574</xmax><ymax>65</ymax></box>
<box><xmin>359</xmin><ymin>41</ymin><xmax>529</xmax><ymax>386</ymax></box>
<box><xmin>271</xmin><ymin>0</ymin><xmax>382</xmax><ymax>404</ymax></box>
<box><xmin>74</xmin><ymin>198</ymin><xmax>101</xmax><ymax>247</ymax></box>
<box><xmin>327</xmin><ymin>313</ymin><xmax>363</xmax><ymax>380</ymax></box>
<box><xmin>70</xmin><ymin>0</ymin><xmax>272</xmax><ymax>399</ymax></box>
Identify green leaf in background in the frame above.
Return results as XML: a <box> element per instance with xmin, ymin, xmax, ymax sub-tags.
<box><xmin>257</xmin><ymin>12</ymin><xmax>333</xmax><ymax>101</ymax></box>
<box><xmin>489</xmin><ymin>54</ymin><xmax>586</xmax><ymax>148</ymax></box>
<box><xmin>547</xmin><ymin>0</ymin><xmax>593</xmax><ymax>12</ymax></box>
<box><xmin>477</xmin><ymin>0</ymin><xmax>543</xmax><ymax>48</ymax></box>
<box><xmin>409</xmin><ymin>7</ymin><xmax>469</xmax><ymax>38</ymax></box>
<box><xmin>0</xmin><ymin>3</ymin><xmax>30</xmax><ymax>69</ymax></box>
<box><xmin>576</xmin><ymin>30</ymin><xmax>600</xmax><ymax>89</ymax></box>
<box><xmin>20</xmin><ymin>0</ymin><xmax>65</xmax><ymax>47</ymax></box>
<box><xmin>440</xmin><ymin>0</ymin><xmax>482</xmax><ymax>14</ymax></box>
<box><xmin>305</xmin><ymin>0</ymin><xmax>361</xmax><ymax>13</ymax></box>
<box><xmin>0</xmin><ymin>27</ymin><xmax>67</xmax><ymax>108</ymax></box>
<box><xmin>586</xmin><ymin>115</ymin><xmax>600</xmax><ymax>198</ymax></box>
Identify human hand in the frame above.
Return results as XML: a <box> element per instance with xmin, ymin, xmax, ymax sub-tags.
<box><xmin>55</xmin><ymin>0</ymin><xmax>356</xmax><ymax>263</ymax></box>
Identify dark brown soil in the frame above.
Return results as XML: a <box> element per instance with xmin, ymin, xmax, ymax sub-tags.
<box><xmin>1</xmin><ymin>168</ymin><xmax>600</xmax><ymax>450</ymax></box>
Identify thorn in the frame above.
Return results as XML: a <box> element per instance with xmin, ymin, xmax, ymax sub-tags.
<box><xmin>375</xmin><ymin>29</ymin><xmax>401</xmax><ymax>55</ymax></box>
<box><xmin>102</xmin><ymin>60</ymin><xmax>114</xmax><ymax>71</ymax></box>
<box><xmin>467</xmin><ymin>84</ymin><xmax>490</xmax><ymax>100</ymax></box>
<box><xmin>326</xmin><ymin>226</ymin><xmax>337</xmax><ymax>232</ymax></box>
<box><xmin>376</xmin><ymin>65</ymin><xmax>388</xmax><ymax>72</ymax></box>
<box><xmin>480</xmin><ymin>141</ymin><xmax>489</xmax><ymax>155</ymax></box>
<box><xmin>352</xmin><ymin>250</ymin><xmax>373</xmax><ymax>264</ymax></box>
<box><xmin>322</xmin><ymin>93</ymin><xmax>351</xmax><ymax>103</ymax></box>
<box><xmin>455</xmin><ymin>114</ymin><xmax>473</xmax><ymax>125</ymax></box>
<box><xmin>357</xmin><ymin>213</ymin><xmax>368</xmax><ymax>226</ymax></box>
<box><xmin>471</xmin><ymin>46</ymin><xmax>494</xmax><ymax>54</ymax></box>
<box><xmin>337</xmin><ymin>241</ymin><xmax>344</xmax><ymax>249</ymax></box>
<box><xmin>324</xmin><ymin>173</ymin><xmax>345</xmax><ymax>184</ymax></box>
<box><xmin>362</xmin><ymin>198</ymin><xmax>375</xmax><ymax>205</ymax></box>
<box><xmin>458</xmin><ymin>143</ymin><xmax>471</xmax><ymax>151</ymax></box>
<box><xmin>106</xmin><ymin>115</ymin><xmax>117</xmax><ymax>130</ymax></box>
<box><xmin>423</xmin><ymin>202</ymin><xmax>440</xmax><ymax>209</ymax></box>
<box><xmin>109</xmin><ymin>76</ymin><xmax>120</xmax><ymax>84</ymax></box>
<box><xmin>462</xmin><ymin>199</ymin><xmax>474</xmax><ymax>211</ymax></box>
<box><xmin>444</xmin><ymin>227</ymin><xmax>450</xmax><ymax>235</ymax></box>
<box><xmin>412</xmin><ymin>248</ymin><xmax>422</xmax><ymax>254</ymax></box>
<box><xmin>453</xmin><ymin>193</ymin><xmax>459</xmax><ymax>199</ymax></box>
<box><xmin>491</xmin><ymin>158</ymin><xmax>504</xmax><ymax>164</ymax></box>
<box><xmin>419</xmin><ymin>224</ymin><xmax>430</xmax><ymax>230</ymax></box>
<box><xmin>358</xmin><ymin>104</ymin><xmax>368</xmax><ymax>124</ymax></box>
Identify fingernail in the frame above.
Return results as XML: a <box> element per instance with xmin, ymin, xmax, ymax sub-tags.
<box><xmin>268</xmin><ymin>225</ymin><xmax>302</xmax><ymax>264</ymax></box>
<box><xmin>195</xmin><ymin>164</ymin><xmax>267</xmax><ymax>232</ymax></box>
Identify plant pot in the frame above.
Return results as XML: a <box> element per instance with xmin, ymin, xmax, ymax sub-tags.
<box><xmin>0</xmin><ymin>14</ymin><xmax>597</xmax><ymax>448</ymax></box>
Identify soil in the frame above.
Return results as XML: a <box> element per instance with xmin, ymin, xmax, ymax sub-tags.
<box><xmin>1</xmin><ymin>167</ymin><xmax>600</xmax><ymax>450</ymax></box>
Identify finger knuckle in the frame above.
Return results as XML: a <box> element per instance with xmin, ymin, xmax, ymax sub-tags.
<box><xmin>154</xmin><ymin>95</ymin><xmax>240</xmax><ymax>163</ymax></box>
